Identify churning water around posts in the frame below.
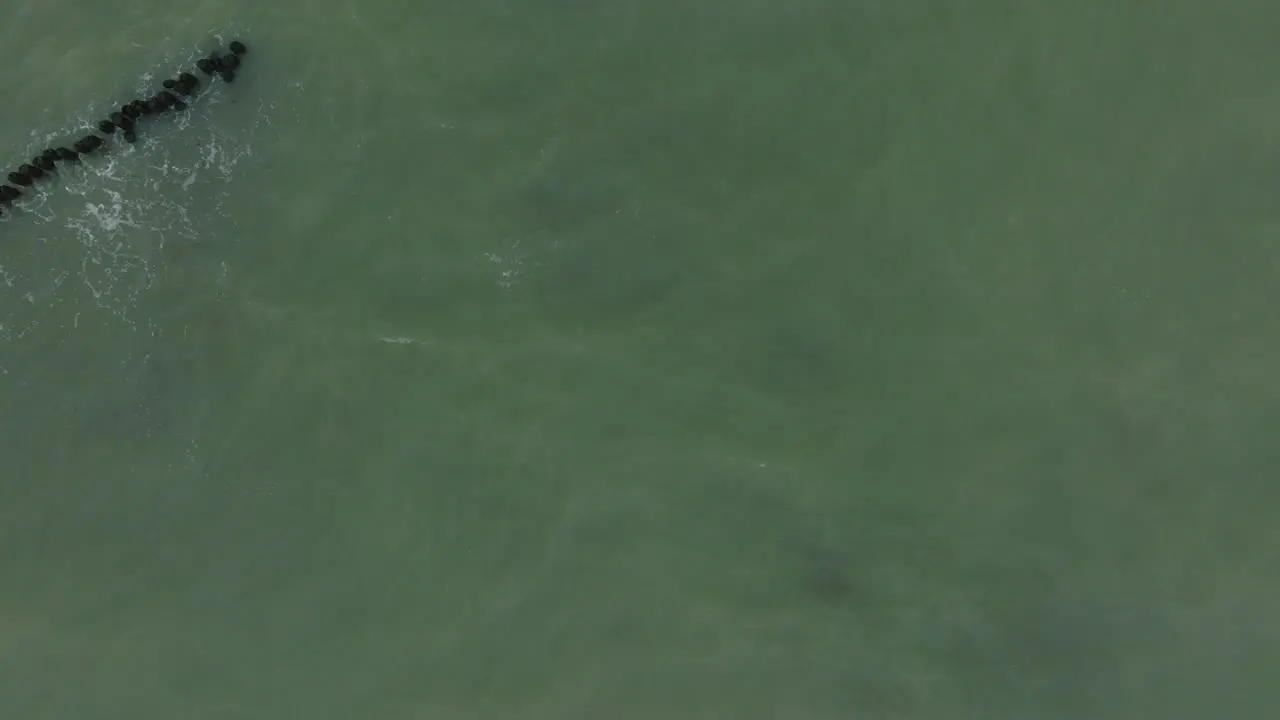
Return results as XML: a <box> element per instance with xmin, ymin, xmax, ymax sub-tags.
<box><xmin>0</xmin><ymin>27</ymin><xmax>283</xmax><ymax>475</ymax></box>
<box><xmin>0</xmin><ymin>30</ymin><xmax>272</xmax><ymax>362</ymax></box>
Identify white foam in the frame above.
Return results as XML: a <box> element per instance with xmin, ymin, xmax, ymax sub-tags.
<box><xmin>0</xmin><ymin>36</ymin><xmax>271</xmax><ymax>347</ymax></box>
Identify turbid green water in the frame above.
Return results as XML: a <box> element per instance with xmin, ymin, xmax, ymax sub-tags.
<box><xmin>2</xmin><ymin>1</ymin><xmax>1279</xmax><ymax>718</ymax></box>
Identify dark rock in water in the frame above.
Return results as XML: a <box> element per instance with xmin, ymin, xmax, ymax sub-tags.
<box><xmin>0</xmin><ymin>48</ymin><xmax>250</xmax><ymax>220</ymax></box>
<box><xmin>73</xmin><ymin>135</ymin><xmax>103</xmax><ymax>154</ymax></box>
